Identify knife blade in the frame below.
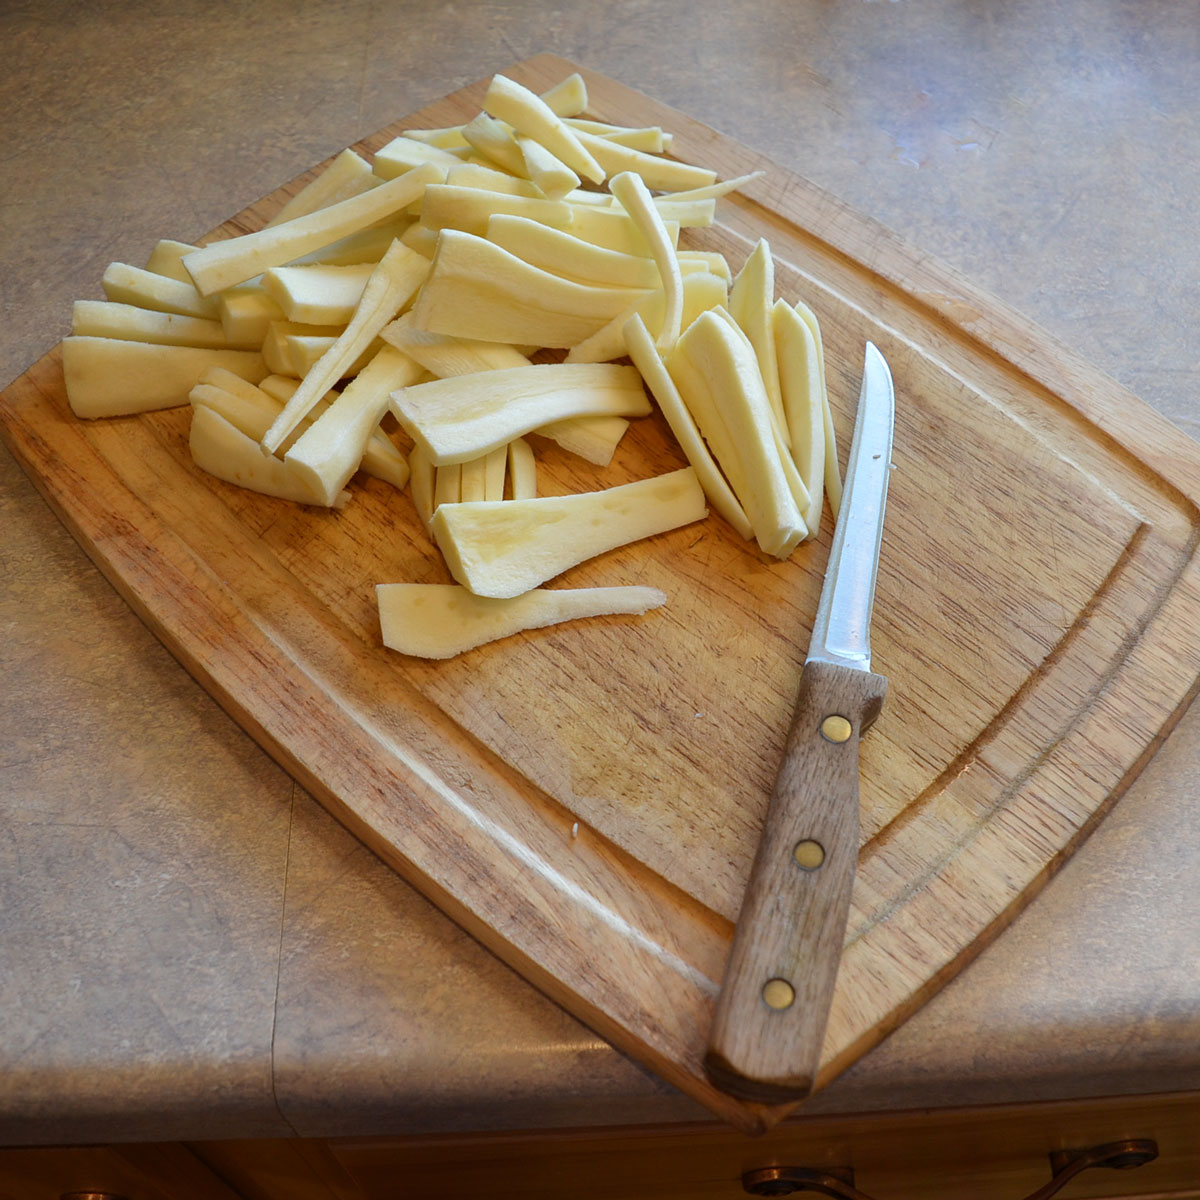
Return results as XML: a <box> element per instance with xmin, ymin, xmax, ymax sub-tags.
<box><xmin>704</xmin><ymin>341</ymin><xmax>895</xmax><ymax>1104</ymax></box>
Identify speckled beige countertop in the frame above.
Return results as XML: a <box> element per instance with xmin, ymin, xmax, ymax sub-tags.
<box><xmin>3</xmin><ymin>0</ymin><xmax>1200</xmax><ymax>1147</ymax></box>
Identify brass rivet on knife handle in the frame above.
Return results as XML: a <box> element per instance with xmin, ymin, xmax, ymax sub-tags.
<box><xmin>704</xmin><ymin>660</ymin><xmax>888</xmax><ymax>1105</ymax></box>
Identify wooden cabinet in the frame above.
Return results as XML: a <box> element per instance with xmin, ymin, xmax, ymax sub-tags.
<box><xmin>3</xmin><ymin>1092</ymin><xmax>1196</xmax><ymax>1200</ymax></box>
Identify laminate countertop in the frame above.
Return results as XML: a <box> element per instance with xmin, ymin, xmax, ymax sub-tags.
<box><xmin>3</xmin><ymin>0</ymin><xmax>1200</xmax><ymax>1145</ymax></box>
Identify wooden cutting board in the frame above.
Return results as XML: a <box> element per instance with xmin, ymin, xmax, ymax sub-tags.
<box><xmin>4</xmin><ymin>55</ymin><xmax>1200</xmax><ymax>1135</ymax></box>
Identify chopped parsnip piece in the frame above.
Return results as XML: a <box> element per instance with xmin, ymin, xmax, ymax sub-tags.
<box><xmin>432</xmin><ymin>467</ymin><xmax>707</xmax><ymax>599</ymax></box>
<box><xmin>183</xmin><ymin>162</ymin><xmax>443</xmax><ymax>296</ymax></box>
<box><xmin>729</xmin><ymin>239</ymin><xmax>786</xmax><ymax>444</ymax></box>
<box><xmin>377</xmin><ymin>583</ymin><xmax>666</xmax><ymax>659</ymax></box>
<box><xmin>410</xmin><ymin>230</ymin><xmax>653</xmax><ymax>347</ymax></box>
<box><xmin>409</xmin><ymin>445</ymin><xmax>436</xmax><ymax>527</ymax></box>
<box><xmin>390</xmin><ymin>362</ymin><xmax>649</xmax><ymax>466</ymax></box>
<box><xmin>667</xmin><ymin>310</ymin><xmax>807</xmax><ymax>558</ymax></box>
<box><xmin>483</xmin><ymin>445</ymin><xmax>507</xmax><ymax>500</ymax></box>
<box><xmin>144</xmin><ymin>239</ymin><xmax>200</xmax><ymax>281</ymax></box>
<box><xmin>218</xmin><ymin>286</ymin><xmax>285</xmax><ymax>346</ymax></box>
<box><xmin>791</xmin><ymin>297</ymin><xmax>842</xmax><ymax>518</ymax></box>
<box><xmin>773</xmin><ymin>300</ymin><xmax>826</xmax><ymax>536</ymax></box>
<box><xmin>485</xmin><ymin>214</ymin><xmax>664</xmax><ymax>288</ymax></box>
<box><xmin>608</xmin><ymin>171</ymin><xmax>682</xmax><ymax>352</ymax></box>
<box><xmin>285</xmin><ymin>345</ymin><xmax>421</xmax><ymax>504</ymax></box>
<box><xmin>540</xmin><ymin>72</ymin><xmax>588</xmax><ymax>118</ymax></box>
<box><xmin>566</xmin><ymin>206</ymin><xmax>681</xmax><ymax>254</ymax></box>
<box><xmin>536</xmin><ymin>414</ymin><xmax>630</xmax><ymax>467</ymax></box>
<box><xmin>517</xmin><ymin>134</ymin><xmax>580</xmax><ymax>199</ymax></box>
<box><xmin>63</xmin><ymin>336</ymin><xmax>266</xmax><ymax>418</ymax></box>
<box><xmin>434</xmin><ymin>461</ymin><xmax>461</xmax><ymax>509</ymax></box>
<box><xmin>102</xmin><ymin>262</ymin><xmax>217</xmax><ymax>319</ymax></box>
<box><xmin>507</xmin><ymin>437</ymin><xmax>537</xmax><ymax>500</ymax></box>
<box><xmin>565</xmin><ymin>269</ymin><xmax>728</xmax><ymax>364</ymax></box>
<box><xmin>445</xmin><ymin>162</ymin><xmax>543</xmax><ymax>197</ymax></box>
<box><xmin>261</xmin><ymin>240</ymin><xmax>430</xmax><ymax>454</ymax></box>
<box><xmin>379</xmin><ymin>315</ymin><xmax>532</xmax><ymax>376</ymax></box>
<box><xmin>373</xmin><ymin>137</ymin><xmax>466</xmax><ymax>179</ymax></box>
<box><xmin>419</xmin><ymin>183</ymin><xmax>573</xmax><ymax>237</ymax></box>
<box><xmin>460</xmin><ymin>454</ymin><xmax>487</xmax><ymax>503</ymax></box>
<box><xmin>189</xmin><ymin>404</ymin><xmax>344</xmax><ymax>507</ymax></box>
<box><xmin>573</xmin><ymin>128</ymin><xmax>718</xmax><ymax>192</ymax></box>
<box><xmin>482</xmin><ymin>74</ymin><xmax>604</xmax><ymax>184</ymax></box>
<box><xmin>262</xmin><ymin>263</ymin><xmax>374</xmax><ymax>325</ymax></box>
<box><xmin>460</xmin><ymin>113</ymin><xmax>528</xmax><ymax>176</ymax></box>
<box><xmin>564</xmin><ymin>119</ymin><xmax>667</xmax><ymax>152</ymax></box>
<box><xmin>72</xmin><ymin>300</ymin><xmax>232</xmax><ymax>349</ymax></box>
<box><xmin>269</xmin><ymin>149</ymin><xmax>377</xmax><ymax>226</ymax></box>
<box><xmin>623</xmin><ymin>313</ymin><xmax>752</xmax><ymax>540</ymax></box>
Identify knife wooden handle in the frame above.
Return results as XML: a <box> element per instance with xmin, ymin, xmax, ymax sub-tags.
<box><xmin>704</xmin><ymin>659</ymin><xmax>888</xmax><ymax>1104</ymax></box>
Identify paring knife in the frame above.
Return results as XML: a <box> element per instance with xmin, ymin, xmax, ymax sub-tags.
<box><xmin>704</xmin><ymin>341</ymin><xmax>895</xmax><ymax>1104</ymax></box>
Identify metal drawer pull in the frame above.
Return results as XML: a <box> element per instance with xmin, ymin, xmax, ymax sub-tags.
<box><xmin>742</xmin><ymin>1137</ymin><xmax>1159</xmax><ymax>1199</ymax></box>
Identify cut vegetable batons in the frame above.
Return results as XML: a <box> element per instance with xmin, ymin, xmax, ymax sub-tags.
<box><xmin>376</xmin><ymin>583</ymin><xmax>667</xmax><ymax>659</ymax></box>
<box><xmin>460</xmin><ymin>113</ymin><xmax>529</xmax><ymax>176</ymax></box>
<box><xmin>517</xmin><ymin>134</ymin><xmax>580</xmax><ymax>199</ymax></box>
<box><xmin>268</xmin><ymin>148</ymin><xmax>377</xmax><ymax>226</ymax></box>
<box><xmin>102</xmin><ymin>262</ymin><xmax>217</xmax><ymax>319</ymax></box>
<box><xmin>373</xmin><ymin>137</ymin><xmax>466</xmax><ymax>179</ymax></box>
<box><xmin>482</xmin><ymin>74</ymin><xmax>605</xmax><ymax>184</ymax></box>
<box><xmin>63</xmin><ymin>336</ymin><xmax>266</xmax><ymax>419</ymax></box>
<box><xmin>608</xmin><ymin>171</ymin><xmax>683</xmax><ymax>351</ymax></box>
<box><xmin>189</xmin><ymin>404</ymin><xmax>347</xmax><ymax>508</ymax></box>
<box><xmin>72</xmin><ymin>300</ymin><xmax>233</xmax><ymax>349</ymax></box>
<box><xmin>262</xmin><ymin>262</ymin><xmax>375</xmax><ymax>325</ymax></box>
<box><xmin>285</xmin><ymin>345</ymin><xmax>422</xmax><ymax>505</ymax></box>
<box><xmin>536</xmin><ymin>414</ymin><xmax>630</xmax><ymax>467</ymax></box>
<box><xmin>792</xmin><ymin>296</ymin><xmax>842</xmax><ymax>518</ymax></box>
<box><xmin>432</xmin><ymin>467</ymin><xmax>707</xmax><ymax>599</ymax></box>
<box><xmin>573</xmin><ymin>128</ymin><xmax>717</xmax><ymax>193</ymax></box>
<box><xmin>410</xmin><ymin>230</ymin><xmax>653</xmax><ymax>348</ymax></box>
<box><xmin>565</xmin><ymin>268</ymin><xmax>728</xmax><ymax>364</ymax></box>
<box><xmin>183</xmin><ymin>161</ymin><xmax>443</xmax><ymax>296</ymax></box>
<box><xmin>485</xmin><ymin>214</ymin><xmax>664</xmax><ymax>288</ymax></box>
<box><xmin>419</xmin><ymin>184</ymin><xmax>573</xmax><ymax>237</ymax></box>
<box><xmin>508</xmin><ymin>437</ymin><xmax>537</xmax><ymax>500</ymax></box>
<box><xmin>144</xmin><ymin>240</ymin><xmax>200</xmax><ymax>281</ymax></box>
<box><xmin>623</xmin><ymin>313</ymin><xmax>752</xmax><ymax>540</ymax></box>
<box><xmin>729</xmin><ymin>238</ymin><xmax>787</xmax><ymax>445</ymax></box>
<box><xmin>380</xmin><ymin>316</ymin><xmax>532</xmax><ymax>377</ymax></box>
<box><xmin>261</xmin><ymin>240</ymin><xmax>430</xmax><ymax>454</ymax></box>
<box><xmin>667</xmin><ymin>310</ymin><xmax>807</xmax><ymax>558</ymax></box>
<box><xmin>390</xmin><ymin>362</ymin><xmax>650</xmax><ymax>466</ymax></box>
<box><xmin>540</xmin><ymin>72</ymin><xmax>588</xmax><ymax>117</ymax></box>
<box><xmin>772</xmin><ymin>299</ymin><xmax>826</xmax><ymax>536</ymax></box>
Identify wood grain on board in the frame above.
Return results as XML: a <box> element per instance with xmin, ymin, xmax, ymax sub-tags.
<box><xmin>3</xmin><ymin>55</ymin><xmax>1200</xmax><ymax>1133</ymax></box>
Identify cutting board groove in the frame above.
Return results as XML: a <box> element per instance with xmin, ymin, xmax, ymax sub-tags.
<box><xmin>4</xmin><ymin>55</ymin><xmax>1200</xmax><ymax>1134</ymax></box>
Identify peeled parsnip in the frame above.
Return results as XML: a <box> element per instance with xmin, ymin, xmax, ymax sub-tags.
<box><xmin>390</xmin><ymin>362</ymin><xmax>650</xmax><ymax>466</ymax></box>
<box><xmin>377</xmin><ymin>583</ymin><xmax>667</xmax><ymax>659</ymax></box>
<box><xmin>773</xmin><ymin>299</ymin><xmax>826</xmax><ymax>536</ymax></box>
<box><xmin>189</xmin><ymin>404</ymin><xmax>346</xmax><ymax>508</ymax></box>
<box><xmin>261</xmin><ymin>240</ymin><xmax>430</xmax><ymax>454</ymax></box>
<box><xmin>608</xmin><ymin>171</ymin><xmax>683</xmax><ymax>352</ymax></box>
<box><xmin>285</xmin><ymin>345</ymin><xmax>423</xmax><ymax>505</ymax></box>
<box><xmin>729</xmin><ymin>239</ymin><xmax>786</xmax><ymax>445</ymax></box>
<box><xmin>623</xmin><ymin>313</ymin><xmax>752</xmax><ymax>540</ymax></box>
<box><xmin>410</xmin><ymin>229</ymin><xmax>653</xmax><ymax>348</ymax></box>
<box><xmin>432</xmin><ymin>467</ymin><xmax>707</xmax><ymax>599</ymax></box>
<box><xmin>667</xmin><ymin>310</ymin><xmax>807</xmax><ymax>558</ymax></box>
<box><xmin>482</xmin><ymin>74</ymin><xmax>604</xmax><ymax>184</ymax></box>
<box><xmin>64</xmin><ymin>336</ymin><xmax>266</xmax><ymax>419</ymax></box>
<box><xmin>268</xmin><ymin>148</ymin><xmax>378</xmax><ymax>226</ymax></box>
<box><xmin>183</xmin><ymin>162</ymin><xmax>444</xmax><ymax>296</ymax></box>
